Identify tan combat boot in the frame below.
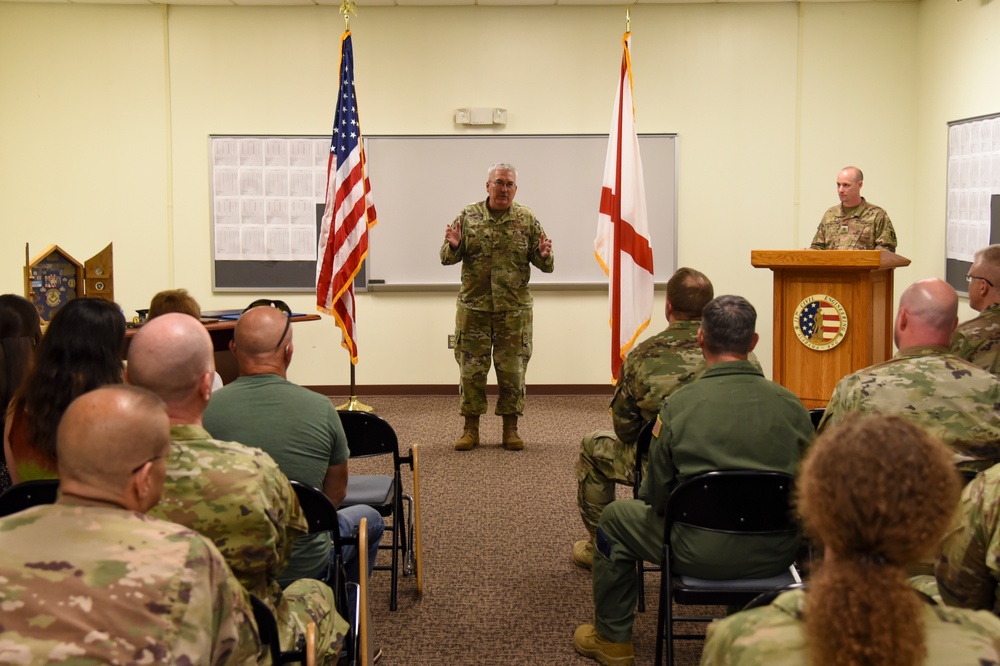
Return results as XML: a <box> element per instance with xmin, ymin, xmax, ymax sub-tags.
<box><xmin>454</xmin><ymin>416</ymin><xmax>479</xmax><ymax>451</ymax></box>
<box><xmin>502</xmin><ymin>415</ymin><xmax>525</xmax><ymax>450</ymax></box>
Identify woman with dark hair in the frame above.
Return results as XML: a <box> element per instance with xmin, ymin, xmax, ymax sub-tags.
<box><xmin>4</xmin><ymin>298</ymin><xmax>125</xmax><ymax>484</ymax></box>
<box><xmin>0</xmin><ymin>295</ymin><xmax>43</xmax><ymax>491</ymax></box>
<box><xmin>700</xmin><ymin>414</ymin><xmax>1000</xmax><ymax>666</ymax></box>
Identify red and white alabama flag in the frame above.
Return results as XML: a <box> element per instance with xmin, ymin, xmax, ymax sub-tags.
<box><xmin>595</xmin><ymin>32</ymin><xmax>654</xmax><ymax>382</ymax></box>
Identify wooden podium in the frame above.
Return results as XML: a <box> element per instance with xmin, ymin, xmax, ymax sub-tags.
<box><xmin>751</xmin><ymin>250</ymin><xmax>910</xmax><ymax>409</ymax></box>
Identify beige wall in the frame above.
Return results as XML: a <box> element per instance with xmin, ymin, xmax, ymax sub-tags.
<box><xmin>0</xmin><ymin>0</ymin><xmax>991</xmax><ymax>387</ymax></box>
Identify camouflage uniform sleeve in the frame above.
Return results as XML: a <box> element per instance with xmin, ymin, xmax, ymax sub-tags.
<box><xmin>936</xmin><ymin>472</ymin><xmax>1000</xmax><ymax>612</ymax></box>
<box><xmin>528</xmin><ymin>218</ymin><xmax>554</xmax><ymax>273</ymax></box>
<box><xmin>641</xmin><ymin>413</ymin><xmax>676</xmax><ymax>514</ymax></box>
<box><xmin>700</xmin><ymin>590</ymin><xmax>806</xmax><ymax>665</ymax></box>
<box><xmin>951</xmin><ymin>329</ymin><xmax>977</xmax><ymax>361</ymax></box>
<box><xmin>872</xmin><ymin>209</ymin><xmax>897</xmax><ymax>252</ymax></box>
<box><xmin>183</xmin><ymin>536</ymin><xmax>262</xmax><ymax>666</ymax></box>
<box><xmin>440</xmin><ymin>214</ymin><xmax>464</xmax><ymax>266</ymax></box>
<box><xmin>610</xmin><ymin>362</ymin><xmax>644</xmax><ymax>445</ymax></box>
<box><xmin>816</xmin><ymin>375</ymin><xmax>854</xmax><ymax>433</ymax></box>
<box><xmin>809</xmin><ymin>221</ymin><xmax>827</xmax><ymax>250</ymax></box>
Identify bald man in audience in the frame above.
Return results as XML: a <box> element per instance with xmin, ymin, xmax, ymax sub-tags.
<box><xmin>0</xmin><ymin>386</ymin><xmax>261</xmax><ymax>664</ymax></box>
<box><xmin>820</xmin><ymin>278</ymin><xmax>1000</xmax><ymax>474</ymax></box>
<box><xmin>952</xmin><ymin>244</ymin><xmax>1000</xmax><ymax>375</ymax></box>
<box><xmin>203</xmin><ymin>305</ymin><xmax>383</xmax><ymax>591</ymax></box>
<box><xmin>127</xmin><ymin>313</ymin><xmax>347</xmax><ymax>663</ymax></box>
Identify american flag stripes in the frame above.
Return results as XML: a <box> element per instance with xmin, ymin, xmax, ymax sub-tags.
<box><xmin>595</xmin><ymin>32</ymin><xmax>654</xmax><ymax>382</ymax></box>
<box><xmin>316</xmin><ymin>31</ymin><xmax>377</xmax><ymax>364</ymax></box>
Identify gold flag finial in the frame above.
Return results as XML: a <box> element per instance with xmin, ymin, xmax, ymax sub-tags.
<box><xmin>625</xmin><ymin>4</ymin><xmax>630</xmax><ymax>33</ymax></box>
<box><xmin>339</xmin><ymin>0</ymin><xmax>357</xmax><ymax>31</ymax></box>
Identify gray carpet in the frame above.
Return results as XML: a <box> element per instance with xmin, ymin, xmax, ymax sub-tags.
<box><xmin>344</xmin><ymin>395</ymin><xmax>720</xmax><ymax>666</ymax></box>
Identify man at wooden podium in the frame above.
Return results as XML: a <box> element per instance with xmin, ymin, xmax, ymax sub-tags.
<box><xmin>809</xmin><ymin>166</ymin><xmax>897</xmax><ymax>252</ymax></box>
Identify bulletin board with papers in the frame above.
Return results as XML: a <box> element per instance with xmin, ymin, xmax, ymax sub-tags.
<box><xmin>945</xmin><ymin>113</ymin><xmax>1000</xmax><ymax>295</ymax></box>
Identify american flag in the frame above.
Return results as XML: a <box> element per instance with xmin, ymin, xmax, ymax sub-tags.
<box><xmin>595</xmin><ymin>32</ymin><xmax>654</xmax><ymax>382</ymax></box>
<box><xmin>799</xmin><ymin>300</ymin><xmax>841</xmax><ymax>342</ymax></box>
<box><xmin>317</xmin><ymin>31</ymin><xmax>377</xmax><ymax>364</ymax></box>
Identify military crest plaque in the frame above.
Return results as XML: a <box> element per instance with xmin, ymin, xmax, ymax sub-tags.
<box><xmin>793</xmin><ymin>294</ymin><xmax>848</xmax><ymax>351</ymax></box>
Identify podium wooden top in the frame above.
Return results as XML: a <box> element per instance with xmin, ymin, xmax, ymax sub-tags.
<box><xmin>751</xmin><ymin>249</ymin><xmax>911</xmax><ymax>270</ymax></box>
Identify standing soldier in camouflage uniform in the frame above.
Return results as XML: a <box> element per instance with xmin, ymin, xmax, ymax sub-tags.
<box><xmin>819</xmin><ymin>278</ymin><xmax>1000</xmax><ymax>474</ymax></box>
<box><xmin>127</xmin><ymin>314</ymin><xmax>347</xmax><ymax>664</ymax></box>
<box><xmin>0</xmin><ymin>385</ymin><xmax>262</xmax><ymax>665</ymax></box>
<box><xmin>441</xmin><ymin>162</ymin><xmax>554</xmax><ymax>451</ymax></box>
<box><xmin>809</xmin><ymin>166</ymin><xmax>897</xmax><ymax>251</ymax></box>
<box><xmin>572</xmin><ymin>267</ymin><xmax>714</xmax><ymax>569</ymax></box>
<box><xmin>952</xmin><ymin>244</ymin><xmax>1000</xmax><ymax>375</ymax></box>
<box><xmin>701</xmin><ymin>415</ymin><xmax>1000</xmax><ymax>666</ymax></box>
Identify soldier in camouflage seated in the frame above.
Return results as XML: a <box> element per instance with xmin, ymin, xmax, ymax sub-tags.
<box><xmin>819</xmin><ymin>278</ymin><xmax>1000</xmax><ymax>475</ymax></box>
<box><xmin>0</xmin><ymin>385</ymin><xmax>262</xmax><ymax>665</ymax></box>
<box><xmin>951</xmin><ymin>244</ymin><xmax>1000</xmax><ymax>375</ymax></box>
<box><xmin>572</xmin><ymin>267</ymin><xmax>714</xmax><ymax>570</ymax></box>
<box><xmin>127</xmin><ymin>313</ymin><xmax>347</xmax><ymax>664</ymax></box>
<box><xmin>701</xmin><ymin>415</ymin><xmax>1000</xmax><ymax>666</ymax></box>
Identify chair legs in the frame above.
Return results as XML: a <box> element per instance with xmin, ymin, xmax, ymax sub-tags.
<box><xmin>358</xmin><ymin>518</ymin><xmax>370</xmax><ymax>665</ymax></box>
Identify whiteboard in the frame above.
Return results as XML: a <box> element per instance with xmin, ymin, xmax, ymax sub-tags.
<box><xmin>362</xmin><ymin>134</ymin><xmax>677</xmax><ymax>288</ymax></box>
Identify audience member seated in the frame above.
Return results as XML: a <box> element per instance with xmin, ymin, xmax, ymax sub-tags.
<box><xmin>127</xmin><ymin>313</ymin><xmax>347</xmax><ymax>663</ymax></box>
<box><xmin>146</xmin><ymin>288</ymin><xmax>223</xmax><ymax>390</ymax></box>
<box><xmin>701</xmin><ymin>414</ymin><xmax>1000</xmax><ymax>666</ymax></box>
<box><xmin>935</xmin><ymin>459</ymin><xmax>1000</xmax><ymax>614</ymax></box>
<box><xmin>0</xmin><ymin>385</ymin><xmax>261</xmax><ymax>664</ymax></box>
<box><xmin>203</xmin><ymin>304</ymin><xmax>384</xmax><ymax>591</ymax></box>
<box><xmin>0</xmin><ymin>294</ymin><xmax>42</xmax><ymax>492</ymax></box>
<box><xmin>819</xmin><ymin>278</ymin><xmax>1000</xmax><ymax>474</ymax></box>
<box><xmin>573</xmin><ymin>268</ymin><xmax>714</xmax><ymax>570</ymax></box>
<box><xmin>573</xmin><ymin>295</ymin><xmax>813</xmax><ymax>666</ymax></box>
<box><xmin>4</xmin><ymin>298</ymin><xmax>124</xmax><ymax>484</ymax></box>
<box><xmin>951</xmin><ymin>244</ymin><xmax>1000</xmax><ymax>375</ymax></box>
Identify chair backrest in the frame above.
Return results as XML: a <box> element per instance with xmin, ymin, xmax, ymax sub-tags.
<box><xmin>808</xmin><ymin>408</ymin><xmax>825</xmax><ymax>431</ymax></box>
<box><xmin>0</xmin><ymin>479</ymin><xmax>60</xmax><ymax>518</ymax></box>
<box><xmin>667</xmin><ymin>471</ymin><xmax>797</xmax><ymax>535</ymax></box>
<box><xmin>249</xmin><ymin>595</ymin><xmax>282</xmax><ymax>665</ymax></box>
<box><xmin>338</xmin><ymin>410</ymin><xmax>401</xmax><ymax>463</ymax></box>
<box><xmin>290</xmin><ymin>480</ymin><xmax>339</xmax><ymax>535</ymax></box>
<box><xmin>632</xmin><ymin>420</ymin><xmax>655</xmax><ymax>498</ymax></box>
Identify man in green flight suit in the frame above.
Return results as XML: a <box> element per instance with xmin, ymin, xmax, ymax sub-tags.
<box><xmin>573</xmin><ymin>295</ymin><xmax>813</xmax><ymax>666</ymax></box>
<box><xmin>952</xmin><ymin>244</ymin><xmax>1000</xmax><ymax>375</ymax></box>
<box><xmin>810</xmin><ymin>166</ymin><xmax>897</xmax><ymax>251</ymax></box>
<box><xmin>441</xmin><ymin>162</ymin><xmax>554</xmax><ymax>451</ymax></box>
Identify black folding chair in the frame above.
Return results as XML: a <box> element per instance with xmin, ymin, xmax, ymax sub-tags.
<box><xmin>656</xmin><ymin>471</ymin><xmax>801</xmax><ymax>666</ymax></box>
<box><xmin>250</xmin><ymin>594</ymin><xmax>316</xmax><ymax>665</ymax></box>
<box><xmin>289</xmin><ymin>480</ymin><xmax>368</xmax><ymax>665</ymax></box>
<box><xmin>0</xmin><ymin>479</ymin><xmax>59</xmax><ymax>517</ymax></box>
<box><xmin>632</xmin><ymin>420</ymin><xmax>656</xmax><ymax>613</ymax></box>
<box><xmin>338</xmin><ymin>410</ymin><xmax>423</xmax><ymax>612</ymax></box>
<box><xmin>808</xmin><ymin>408</ymin><xmax>825</xmax><ymax>431</ymax></box>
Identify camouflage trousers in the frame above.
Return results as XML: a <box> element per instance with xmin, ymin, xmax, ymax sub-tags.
<box><xmin>575</xmin><ymin>430</ymin><xmax>644</xmax><ymax>541</ymax></box>
<box><xmin>280</xmin><ymin>578</ymin><xmax>349</xmax><ymax>665</ymax></box>
<box><xmin>454</xmin><ymin>307</ymin><xmax>532</xmax><ymax>416</ymax></box>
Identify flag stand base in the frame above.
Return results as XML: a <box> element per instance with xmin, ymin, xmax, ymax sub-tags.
<box><xmin>337</xmin><ymin>395</ymin><xmax>374</xmax><ymax>412</ymax></box>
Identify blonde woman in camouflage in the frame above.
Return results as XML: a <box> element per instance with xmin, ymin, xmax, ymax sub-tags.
<box><xmin>700</xmin><ymin>414</ymin><xmax>1000</xmax><ymax>666</ymax></box>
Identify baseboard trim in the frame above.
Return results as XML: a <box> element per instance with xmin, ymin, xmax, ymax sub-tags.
<box><xmin>305</xmin><ymin>384</ymin><xmax>613</xmax><ymax>398</ymax></box>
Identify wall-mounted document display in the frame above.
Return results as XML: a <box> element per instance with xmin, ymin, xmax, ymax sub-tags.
<box><xmin>946</xmin><ymin>114</ymin><xmax>1000</xmax><ymax>294</ymax></box>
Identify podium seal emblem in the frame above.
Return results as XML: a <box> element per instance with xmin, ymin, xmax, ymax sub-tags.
<box><xmin>793</xmin><ymin>294</ymin><xmax>848</xmax><ymax>351</ymax></box>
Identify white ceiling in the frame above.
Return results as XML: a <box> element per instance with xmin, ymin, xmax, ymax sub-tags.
<box><xmin>0</xmin><ymin>0</ymin><xmax>908</xmax><ymax>7</ymax></box>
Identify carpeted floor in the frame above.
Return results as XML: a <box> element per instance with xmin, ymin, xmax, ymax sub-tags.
<box><xmin>344</xmin><ymin>395</ymin><xmax>721</xmax><ymax>666</ymax></box>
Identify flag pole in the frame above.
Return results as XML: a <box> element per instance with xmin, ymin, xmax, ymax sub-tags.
<box><xmin>332</xmin><ymin>0</ymin><xmax>373</xmax><ymax>414</ymax></box>
<box><xmin>625</xmin><ymin>3</ymin><xmax>630</xmax><ymax>32</ymax></box>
